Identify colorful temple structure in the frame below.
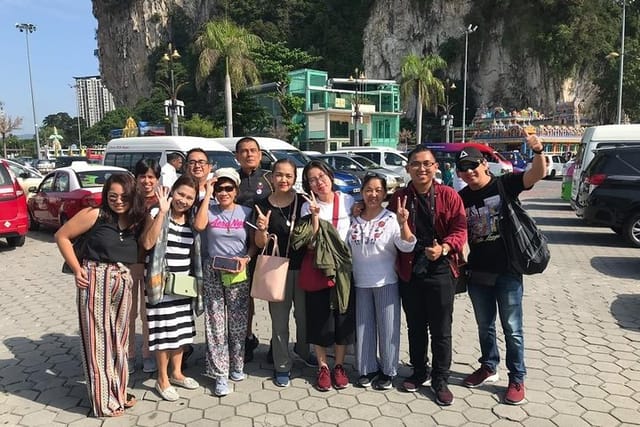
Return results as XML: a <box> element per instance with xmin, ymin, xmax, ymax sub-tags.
<box><xmin>467</xmin><ymin>102</ymin><xmax>585</xmax><ymax>155</ymax></box>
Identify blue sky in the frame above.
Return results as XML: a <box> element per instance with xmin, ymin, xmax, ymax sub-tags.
<box><xmin>0</xmin><ymin>0</ymin><xmax>98</xmax><ymax>135</ymax></box>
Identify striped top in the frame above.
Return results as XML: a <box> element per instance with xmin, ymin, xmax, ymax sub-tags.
<box><xmin>165</xmin><ymin>216</ymin><xmax>194</xmax><ymax>274</ymax></box>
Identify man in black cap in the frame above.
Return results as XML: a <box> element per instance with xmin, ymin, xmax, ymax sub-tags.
<box><xmin>456</xmin><ymin>136</ymin><xmax>546</xmax><ymax>405</ymax></box>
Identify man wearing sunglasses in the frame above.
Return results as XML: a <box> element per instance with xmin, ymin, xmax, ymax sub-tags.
<box><xmin>456</xmin><ymin>135</ymin><xmax>546</xmax><ymax>406</ymax></box>
<box><xmin>388</xmin><ymin>146</ymin><xmax>467</xmax><ymax>406</ymax></box>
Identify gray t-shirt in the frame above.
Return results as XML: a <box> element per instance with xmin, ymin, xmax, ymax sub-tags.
<box><xmin>205</xmin><ymin>203</ymin><xmax>252</xmax><ymax>258</ymax></box>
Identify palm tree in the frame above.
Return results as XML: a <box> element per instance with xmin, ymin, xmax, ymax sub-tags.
<box><xmin>400</xmin><ymin>54</ymin><xmax>447</xmax><ymax>144</ymax></box>
<box><xmin>195</xmin><ymin>20</ymin><xmax>262</xmax><ymax>138</ymax></box>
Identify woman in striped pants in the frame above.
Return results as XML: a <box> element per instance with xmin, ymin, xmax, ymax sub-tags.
<box><xmin>347</xmin><ymin>174</ymin><xmax>416</xmax><ymax>390</ymax></box>
<box><xmin>55</xmin><ymin>173</ymin><xmax>146</xmax><ymax>417</ymax></box>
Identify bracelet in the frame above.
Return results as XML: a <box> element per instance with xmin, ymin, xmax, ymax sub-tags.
<box><xmin>532</xmin><ymin>148</ymin><xmax>544</xmax><ymax>155</ymax></box>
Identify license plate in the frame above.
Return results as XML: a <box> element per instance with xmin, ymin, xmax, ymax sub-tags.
<box><xmin>352</xmin><ymin>188</ymin><xmax>360</xmax><ymax>193</ymax></box>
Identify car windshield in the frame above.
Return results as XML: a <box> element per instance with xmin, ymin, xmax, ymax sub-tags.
<box><xmin>352</xmin><ymin>155</ymin><xmax>380</xmax><ymax>169</ymax></box>
<box><xmin>76</xmin><ymin>170</ymin><xmax>120</xmax><ymax>188</ymax></box>
<box><xmin>271</xmin><ymin>150</ymin><xmax>310</xmax><ymax>167</ymax></box>
<box><xmin>206</xmin><ymin>151</ymin><xmax>239</xmax><ymax>169</ymax></box>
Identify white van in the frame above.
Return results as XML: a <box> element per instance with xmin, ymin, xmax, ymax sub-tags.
<box><xmin>331</xmin><ymin>146</ymin><xmax>410</xmax><ymax>183</ymax></box>
<box><xmin>212</xmin><ymin>137</ymin><xmax>308</xmax><ymax>192</ymax></box>
<box><xmin>103</xmin><ymin>136</ymin><xmax>238</xmax><ymax>173</ymax></box>
<box><xmin>571</xmin><ymin>124</ymin><xmax>640</xmax><ymax>208</ymax></box>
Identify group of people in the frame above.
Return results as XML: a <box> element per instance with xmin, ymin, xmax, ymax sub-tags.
<box><xmin>55</xmin><ymin>135</ymin><xmax>547</xmax><ymax>418</ymax></box>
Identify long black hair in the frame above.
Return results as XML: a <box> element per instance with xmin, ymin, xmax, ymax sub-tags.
<box><xmin>100</xmin><ymin>173</ymin><xmax>146</xmax><ymax>229</ymax></box>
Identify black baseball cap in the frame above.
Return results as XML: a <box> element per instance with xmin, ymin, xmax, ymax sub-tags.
<box><xmin>455</xmin><ymin>147</ymin><xmax>484</xmax><ymax>168</ymax></box>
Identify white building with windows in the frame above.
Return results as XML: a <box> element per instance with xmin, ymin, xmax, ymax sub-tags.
<box><xmin>73</xmin><ymin>76</ymin><xmax>115</xmax><ymax>127</ymax></box>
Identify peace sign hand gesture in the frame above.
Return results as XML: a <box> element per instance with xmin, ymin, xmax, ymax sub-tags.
<box><xmin>396</xmin><ymin>195</ymin><xmax>409</xmax><ymax>225</ymax></box>
<box><xmin>302</xmin><ymin>191</ymin><xmax>320</xmax><ymax>217</ymax></box>
<box><xmin>156</xmin><ymin>186</ymin><xmax>172</xmax><ymax>213</ymax></box>
<box><xmin>255</xmin><ymin>205</ymin><xmax>272</xmax><ymax>232</ymax></box>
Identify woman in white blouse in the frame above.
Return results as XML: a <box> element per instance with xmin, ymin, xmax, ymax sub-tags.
<box><xmin>348</xmin><ymin>173</ymin><xmax>416</xmax><ymax>390</ymax></box>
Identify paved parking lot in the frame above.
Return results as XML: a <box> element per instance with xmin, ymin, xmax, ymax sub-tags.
<box><xmin>1</xmin><ymin>179</ymin><xmax>639</xmax><ymax>426</ymax></box>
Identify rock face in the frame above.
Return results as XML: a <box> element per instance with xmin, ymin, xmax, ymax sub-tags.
<box><xmin>363</xmin><ymin>0</ymin><xmax>595</xmax><ymax>119</ymax></box>
<box><xmin>92</xmin><ymin>0</ymin><xmax>215</xmax><ymax>107</ymax></box>
<box><xmin>93</xmin><ymin>0</ymin><xmax>595</xmax><ymax>117</ymax></box>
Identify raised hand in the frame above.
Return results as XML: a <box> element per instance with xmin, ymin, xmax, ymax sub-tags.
<box><xmin>204</xmin><ymin>177</ymin><xmax>217</xmax><ymax>198</ymax></box>
<box><xmin>526</xmin><ymin>134</ymin><xmax>544</xmax><ymax>152</ymax></box>
<box><xmin>396</xmin><ymin>195</ymin><xmax>409</xmax><ymax>225</ymax></box>
<box><xmin>302</xmin><ymin>191</ymin><xmax>320</xmax><ymax>216</ymax></box>
<box><xmin>255</xmin><ymin>205</ymin><xmax>272</xmax><ymax>231</ymax></box>
<box><xmin>156</xmin><ymin>185</ymin><xmax>172</xmax><ymax>213</ymax></box>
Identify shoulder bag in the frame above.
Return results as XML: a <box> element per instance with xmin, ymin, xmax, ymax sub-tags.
<box><xmin>298</xmin><ymin>192</ymin><xmax>339</xmax><ymax>292</ymax></box>
<box><xmin>62</xmin><ymin>209</ymin><xmax>100</xmax><ymax>274</ymax></box>
<box><xmin>165</xmin><ymin>273</ymin><xmax>198</xmax><ymax>298</ymax></box>
<box><xmin>496</xmin><ymin>178</ymin><xmax>550</xmax><ymax>275</ymax></box>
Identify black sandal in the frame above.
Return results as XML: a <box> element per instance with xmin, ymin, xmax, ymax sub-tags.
<box><xmin>124</xmin><ymin>393</ymin><xmax>136</xmax><ymax>409</ymax></box>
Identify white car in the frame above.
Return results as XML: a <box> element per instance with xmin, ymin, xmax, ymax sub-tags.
<box><xmin>526</xmin><ymin>154</ymin><xmax>566</xmax><ymax>178</ymax></box>
<box><xmin>2</xmin><ymin>158</ymin><xmax>44</xmax><ymax>199</ymax></box>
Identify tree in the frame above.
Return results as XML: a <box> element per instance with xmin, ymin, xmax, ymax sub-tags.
<box><xmin>253</xmin><ymin>41</ymin><xmax>320</xmax><ymax>142</ymax></box>
<box><xmin>195</xmin><ymin>20</ymin><xmax>262</xmax><ymax>137</ymax></box>
<box><xmin>0</xmin><ymin>104</ymin><xmax>23</xmax><ymax>158</ymax></box>
<box><xmin>182</xmin><ymin>114</ymin><xmax>224</xmax><ymax>137</ymax></box>
<box><xmin>400</xmin><ymin>54</ymin><xmax>447</xmax><ymax>145</ymax></box>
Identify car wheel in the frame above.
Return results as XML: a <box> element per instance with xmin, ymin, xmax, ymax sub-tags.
<box><xmin>622</xmin><ymin>212</ymin><xmax>640</xmax><ymax>248</ymax></box>
<box><xmin>29</xmin><ymin>212</ymin><xmax>40</xmax><ymax>231</ymax></box>
<box><xmin>7</xmin><ymin>235</ymin><xmax>26</xmax><ymax>247</ymax></box>
<box><xmin>59</xmin><ymin>214</ymin><xmax>69</xmax><ymax>226</ymax></box>
<box><xmin>549</xmin><ymin>169</ymin><xmax>556</xmax><ymax>178</ymax></box>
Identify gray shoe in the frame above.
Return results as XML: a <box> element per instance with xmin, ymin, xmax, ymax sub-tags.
<box><xmin>143</xmin><ymin>357</ymin><xmax>157</xmax><ymax>373</ymax></box>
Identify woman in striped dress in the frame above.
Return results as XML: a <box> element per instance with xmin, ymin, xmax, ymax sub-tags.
<box><xmin>140</xmin><ymin>175</ymin><xmax>200</xmax><ymax>401</ymax></box>
<box><xmin>55</xmin><ymin>173</ymin><xmax>146</xmax><ymax>417</ymax></box>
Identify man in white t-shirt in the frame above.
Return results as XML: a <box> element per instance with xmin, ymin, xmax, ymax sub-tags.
<box><xmin>160</xmin><ymin>152</ymin><xmax>183</xmax><ymax>188</ymax></box>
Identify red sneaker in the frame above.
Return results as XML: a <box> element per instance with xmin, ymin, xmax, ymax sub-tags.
<box><xmin>504</xmin><ymin>381</ymin><xmax>526</xmax><ymax>405</ymax></box>
<box><xmin>332</xmin><ymin>364</ymin><xmax>349</xmax><ymax>389</ymax></box>
<box><xmin>316</xmin><ymin>366</ymin><xmax>331</xmax><ymax>392</ymax></box>
<box><xmin>463</xmin><ymin>365</ymin><xmax>499</xmax><ymax>388</ymax></box>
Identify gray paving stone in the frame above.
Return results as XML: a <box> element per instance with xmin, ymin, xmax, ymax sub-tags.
<box><xmin>462</xmin><ymin>407</ymin><xmax>500</xmax><ymax>424</ymax></box>
<box><xmin>370</xmin><ymin>416</ymin><xmax>407</xmax><ymax>426</ymax></box>
<box><xmin>203</xmin><ymin>404</ymin><xmax>235</xmax><ymax>421</ymax></box>
<box><xmin>551</xmin><ymin>413</ymin><xmax>593</xmax><ymax>427</ymax></box>
<box><xmin>20</xmin><ymin>409</ymin><xmax>58</xmax><ymax>426</ymax></box>
<box><xmin>170</xmin><ymin>407</ymin><xmax>203</xmax><ymax>423</ymax></box>
<box><xmin>253</xmin><ymin>413</ymin><xmax>287</xmax><ymax>426</ymax></box>
<box><xmin>431</xmin><ymin>409</ymin><xmax>468</xmax><ymax>426</ymax></box>
<box><xmin>611</xmin><ymin>407</ymin><xmax>640</xmax><ymax>424</ymax></box>
<box><xmin>348</xmin><ymin>403</ymin><xmax>381</xmax><ymax>421</ymax></box>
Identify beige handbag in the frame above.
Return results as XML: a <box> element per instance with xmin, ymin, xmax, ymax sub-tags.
<box><xmin>251</xmin><ymin>234</ymin><xmax>290</xmax><ymax>302</ymax></box>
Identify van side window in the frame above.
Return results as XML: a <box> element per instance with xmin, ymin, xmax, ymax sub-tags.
<box><xmin>104</xmin><ymin>152</ymin><xmax>162</xmax><ymax>172</ymax></box>
<box><xmin>385</xmin><ymin>153</ymin><xmax>405</xmax><ymax>166</ymax></box>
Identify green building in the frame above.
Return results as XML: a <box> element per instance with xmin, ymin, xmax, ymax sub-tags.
<box><xmin>254</xmin><ymin>69</ymin><xmax>402</xmax><ymax>152</ymax></box>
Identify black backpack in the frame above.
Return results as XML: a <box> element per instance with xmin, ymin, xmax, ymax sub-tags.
<box><xmin>496</xmin><ymin>178</ymin><xmax>550</xmax><ymax>275</ymax></box>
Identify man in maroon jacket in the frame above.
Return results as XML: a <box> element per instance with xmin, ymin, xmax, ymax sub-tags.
<box><xmin>388</xmin><ymin>145</ymin><xmax>467</xmax><ymax>406</ymax></box>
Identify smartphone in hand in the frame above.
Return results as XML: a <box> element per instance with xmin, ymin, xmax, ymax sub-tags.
<box><xmin>212</xmin><ymin>256</ymin><xmax>240</xmax><ymax>272</ymax></box>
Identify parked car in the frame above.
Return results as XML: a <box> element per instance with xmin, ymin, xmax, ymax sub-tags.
<box><xmin>28</xmin><ymin>163</ymin><xmax>129</xmax><ymax>230</ymax></box>
<box><xmin>500</xmin><ymin>150</ymin><xmax>528</xmax><ymax>170</ymax></box>
<box><xmin>34</xmin><ymin>158</ymin><xmax>55</xmax><ymax>174</ymax></box>
<box><xmin>54</xmin><ymin>156</ymin><xmax>95</xmax><ymax>169</ymax></box>
<box><xmin>1</xmin><ymin>158</ymin><xmax>43</xmax><ymax>199</ymax></box>
<box><xmin>0</xmin><ymin>160</ymin><xmax>28</xmax><ymax>247</ymax></box>
<box><xmin>331</xmin><ymin>147</ymin><xmax>410</xmax><ymax>184</ymax></box>
<box><xmin>575</xmin><ymin>145</ymin><xmax>640</xmax><ymax>247</ymax></box>
<box><xmin>525</xmin><ymin>154</ymin><xmax>566</xmax><ymax>178</ymax></box>
<box><xmin>315</xmin><ymin>153</ymin><xmax>405</xmax><ymax>194</ymax></box>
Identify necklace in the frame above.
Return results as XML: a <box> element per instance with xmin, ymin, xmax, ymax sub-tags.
<box><xmin>219</xmin><ymin>205</ymin><xmax>237</xmax><ymax>234</ymax></box>
<box><xmin>270</xmin><ymin>193</ymin><xmax>295</xmax><ymax>227</ymax></box>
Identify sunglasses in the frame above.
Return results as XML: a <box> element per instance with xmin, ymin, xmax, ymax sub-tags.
<box><xmin>107</xmin><ymin>193</ymin><xmax>130</xmax><ymax>203</ymax></box>
<box><xmin>457</xmin><ymin>161</ymin><xmax>482</xmax><ymax>172</ymax></box>
<box><xmin>215</xmin><ymin>185</ymin><xmax>236</xmax><ymax>193</ymax></box>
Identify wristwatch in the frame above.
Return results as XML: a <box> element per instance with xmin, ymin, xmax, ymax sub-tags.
<box><xmin>442</xmin><ymin>245</ymin><xmax>450</xmax><ymax>257</ymax></box>
<box><xmin>532</xmin><ymin>147</ymin><xmax>544</xmax><ymax>155</ymax></box>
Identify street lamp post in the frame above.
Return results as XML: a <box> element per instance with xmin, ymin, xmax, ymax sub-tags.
<box><xmin>162</xmin><ymin>44</ymin><xmax>182</xmax><ymax>136</ymax></box>
<box><xmin>440</xmin><ymin>79</ymin><xmax>456</xmax><ymax>143</ymax></box>
<box><xmin>615</xmin><ymin>0</ymin><xmax>629</xmax><ymax>124</ymax></box>
<box><xmin>462</xmin><ymin>24</ymin><xmax>478</xmax><ymax>142</ymax></box>
<box><xmin>16</xmin><ymin>23</ymin><xmax>41</xmax><ymax>159</ymax></box>
<box><xmin>350</xmin><ymin>68</ymin><xmax>365</xmax><ymax>147</ymax></box>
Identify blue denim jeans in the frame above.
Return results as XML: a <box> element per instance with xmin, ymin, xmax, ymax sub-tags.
<box><xmin>467</xmin><ymin>272</ymin><xmax>526</xmax><ymax>383</ymax></box>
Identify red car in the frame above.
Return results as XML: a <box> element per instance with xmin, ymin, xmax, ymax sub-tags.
<box><xmin>0</xmin><ymin>159</ymin><xmax>29</xmax><ymax>247</ymax></box>
<box><xmin>28</xmin><ymin>163</ymin><xmax>128</xmax><ymax>230</ymax></box>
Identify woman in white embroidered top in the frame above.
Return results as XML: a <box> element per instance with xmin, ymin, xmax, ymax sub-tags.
<box><xmin>348</xmin><ymin>173</ymin><xmax>416</xmax><ymax>390</ymax></box>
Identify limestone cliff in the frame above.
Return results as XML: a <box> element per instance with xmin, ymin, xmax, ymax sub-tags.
<box><xmin>92</xmin><ymin>0</ymin><xmax>216</xmax><ymax>107</ymax></box>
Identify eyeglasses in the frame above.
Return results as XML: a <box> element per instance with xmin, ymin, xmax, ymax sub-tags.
<box><xmin>107</xmin><ymin>193</ymin><xmax>130</xmax><ymax>203</ymax></box>
<box><xmin>409</xmin><ymin>160</ymin><xmax>436</xmax><ymax>169</ymax></box>
<box><xmin>214</xmin><ymin>185</ymin><xmax>236</xmax><ymax>193</ymax></box>
<box><xmin>457</xmin><ymin>161</ymin><xmax>482</xmax><ymax>172</ymax></box>
<box><xmin>187</xmin><ymin>159</ymin><xmax>209</xmax><ymax>166</ymax></box>
<box><xmin>307</xmin><ymin>173</ymin><xmax>328</xmax><ymax>185</ymax></box>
